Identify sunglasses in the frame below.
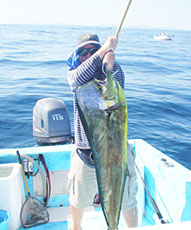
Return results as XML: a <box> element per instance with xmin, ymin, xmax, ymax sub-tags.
<box><xmin>78</xmin><ymin>46</ymin><xmax>99</xmax><ymax>57</ymax></box>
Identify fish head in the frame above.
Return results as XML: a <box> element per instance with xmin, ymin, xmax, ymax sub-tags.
<box><xmin>94</xmin><ymin>72</ymin><xmax>121</xmax><ymax>110</ymax></box>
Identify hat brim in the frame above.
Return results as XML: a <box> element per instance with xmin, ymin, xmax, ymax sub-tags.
<box><xmin>77</xmin><ymin>40</ymin><xmax>101</xmax><ymax>48</ymax></box>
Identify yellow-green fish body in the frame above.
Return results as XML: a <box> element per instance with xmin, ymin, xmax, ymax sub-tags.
<box><xmin>76</xmin><ymin>72</ymin><xmax>129</xmax><ymax>229</ymax></box>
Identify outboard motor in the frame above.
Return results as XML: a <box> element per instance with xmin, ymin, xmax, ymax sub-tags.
<box><xmin>33</xmin><ymin>98</ymin><xmax>72</xmax><ymax>145</ymax></box>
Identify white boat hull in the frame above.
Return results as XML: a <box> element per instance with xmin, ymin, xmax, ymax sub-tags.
<box><xmin>154</xmin><ymin>35</ymin><xmax>173</xmax><ymax>40</ymax></box>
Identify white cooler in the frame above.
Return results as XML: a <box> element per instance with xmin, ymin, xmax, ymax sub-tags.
<box><xmin>0</xmin><ymin>163</ymin><xmax>25</xmax><ymax>230</ymax></box>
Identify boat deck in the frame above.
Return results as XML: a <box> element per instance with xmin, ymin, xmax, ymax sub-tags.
<box><xmin>18</xmin><ymin>205</ymin><xmax>191</xmax><ymax>230</ymax></box>
<box><xmin>1</xmin><ymin>139</ymin><xmax>191</xmax><ymax>230</ymax></box>
<box><xmin>18</xmin><ymin>205</ymin><xmax>152</xmax><ymax>230</ymax></box>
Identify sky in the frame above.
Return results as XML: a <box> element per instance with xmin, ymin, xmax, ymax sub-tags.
<box><xmin>0</xmin><ymin>0</ymin><xmax>191</xmax><ymax>30</ymax></box>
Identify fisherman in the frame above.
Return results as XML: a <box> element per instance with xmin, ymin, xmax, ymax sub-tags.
<box><xmin>66</xmin><ymin>33</ymin><xmax>138</xmax><ymax>230</ymax></box>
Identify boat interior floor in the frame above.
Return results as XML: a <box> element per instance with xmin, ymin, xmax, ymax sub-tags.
<box><xmin>18</xmin><ymin>205</ymin><xmax>152</xmax><ymax>230</ymax></box>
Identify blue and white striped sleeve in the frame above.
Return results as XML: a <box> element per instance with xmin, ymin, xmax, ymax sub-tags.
<box><xmin>67</xmin><ymin>53</ymin><xmax>102</xmax><ymax>92</ymax></box>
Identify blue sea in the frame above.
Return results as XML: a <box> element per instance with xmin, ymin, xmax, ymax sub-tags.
<box><xmin>0</xmin><ymin>24</ymin><xmax>190</xmax><ymax>169</ymax></box>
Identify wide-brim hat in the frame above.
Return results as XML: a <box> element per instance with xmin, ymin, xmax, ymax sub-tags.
<box><xmin>76</xmin><ymin>33</ymin><xmax>101</xmax><ymax>48</ymax></box>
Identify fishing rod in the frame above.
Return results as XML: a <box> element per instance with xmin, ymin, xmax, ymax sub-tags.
<box><xmin>115</xmin><ymin>0</ymin><xmax>133</xmax><ymax>37</ymax></box>
<box><xmin>103</xmin><ymin>0</ymin><xmax>132</xmax><ymax>72</ymax></box>
<box><xmin>132</xmin><ymin>147</ymin><xmax>170</xmax><ymax>224</ymax></box>
<box><xmin>113</xmin><ymin>0</ymin><xmax>170</xmax><ymax>224</ymax></box>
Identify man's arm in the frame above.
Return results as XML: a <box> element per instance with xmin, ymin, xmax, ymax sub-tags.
<box><xmin>67</xmin><ymin>54</ymin><xmax>102</xmax><ymax>92</ymax></box>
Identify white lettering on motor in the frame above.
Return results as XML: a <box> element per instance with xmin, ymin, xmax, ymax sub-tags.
<box><xmin>52</xmin><ymin>114</ymin><xmax>64</xmax><ymax>121</ymax></box>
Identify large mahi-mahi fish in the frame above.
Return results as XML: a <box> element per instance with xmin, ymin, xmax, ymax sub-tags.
<box><xmin>76</xmin><ymin>72</ymin><xmax>129</xmax><ymax>230</ymax></box>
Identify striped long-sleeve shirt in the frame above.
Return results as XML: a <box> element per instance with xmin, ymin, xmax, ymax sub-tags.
<box><xmin>67</xmin><ymin>53</ymin><xmax>125</xmax><ymax>149</ymax></box>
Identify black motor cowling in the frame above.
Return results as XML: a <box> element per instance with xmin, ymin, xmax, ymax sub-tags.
<box><xmin>33</xmin><ymin>98</ymin><xmax>72</xmax><ymax>145</ymax></box>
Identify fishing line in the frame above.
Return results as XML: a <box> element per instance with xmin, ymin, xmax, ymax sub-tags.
<box><xmin>101</xmin><ymin>64</ymin><xmax>118</xmax><ymax>76</ymax></box>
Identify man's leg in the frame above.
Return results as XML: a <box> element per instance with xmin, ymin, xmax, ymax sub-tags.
<box><xmin>68</xmin><ymin>149</ymin><xmax>97</xmax><ymax>230</ymax></box>
<box><xmin>122</xmin><ymin>142</ymin><xmax>139</xmax><ymax>228</ymax></box>
<box><xmin>70</xmin><ymin>205</ymin><xmax>84</xmax><ymax>230</ymax></box>
<box><xmin>122</xmin><ymin>206</ymin><xmax>138</xmax><ymax>228</ymax></box>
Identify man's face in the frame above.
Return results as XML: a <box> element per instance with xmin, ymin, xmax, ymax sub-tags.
<box><xmin>78</xmin><ymin>44</ymin><xmax>99</xmax><ymax>63</ymax></box>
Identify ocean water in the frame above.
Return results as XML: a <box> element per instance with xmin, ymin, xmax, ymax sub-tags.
<box><xmin>0</xmin><ymin>24</ymin><xmax>190</xmax><ymax>169</ymax></box>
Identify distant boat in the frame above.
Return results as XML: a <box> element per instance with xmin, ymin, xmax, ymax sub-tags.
<box><xmin>154</xmin><ymin>32</ymin><xmax>173</xmax><ymax>41</ymax></box>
